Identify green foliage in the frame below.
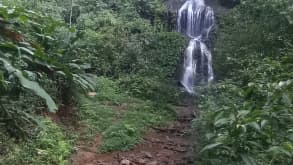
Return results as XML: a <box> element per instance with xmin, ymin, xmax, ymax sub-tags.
<box><xmin>0</xmin><ymin>58</ymin><xmax>57</xmax><ymax>112</ymax></box>
<box><xmin>100</xmin><ymin>102</ymin><xmax>175</xmax><ymax>152</ymax></box>
<box><xmin>0</xmin><ymin>2</ymin><xmax>94</xmax><ymax>138</ymax></box>
<box><xmin>43</xmin><ymin>0</ymin><xmax>185</xmax><ymax>78</ymax></box>
<box><xmin>79</xmin><ymin>97</ymin><xmax>116</xmax><ymax>138</ymax></box>
<box><xmin>0</xmin><ymin>5</ymin><xmax>60</xmax><ymax>112</ymax></box>
<box><xmin>138</xmin><ymin>32</ymin><xmax>186</xmax><ymax>78</ymax></box>
<box><xmin>119</xmin><ymin>75</ymin><xmax>180</xmax><ymax>103</ymax></box>
<box><xmin>195</xmin><ymin>0</ymin><xmax>293</xmax><ymax>164</ymax></box>
<box><xmin>0</xmin><ymin>0</ymin><xmax>184</xmax><ymax>163</ymax></box>
<box><xmin>219</xmin><ymin>0</ymin><xmax>240</xmax><ymax>8</ymax></box>
<box><xmin>0</xmin><ymin>118</ymin><xmax>72</xmax><ymax>165</ymax></box>
<box><xmin>78</xmin><ymin>77</ymin><xmax>175</xmax><ymax>152</ymax></box>
<box><xmin>0</xmin><ymin>95</ymin><xmax>42</xmax><ymax>138</ymax></box>
<box><xmin>94</xmin><ymin>76</ymin><xmax>132</xmax><ymax>104</ymax></box>
<box><xmin>195</xmin><ymin>79</ymin><xmax>293</xmax><ymax>164</ymax></box>
<box><xmin>214</xmin><ymin>0</ymin><xmax>293</xmax><ymax>79</ymax></box>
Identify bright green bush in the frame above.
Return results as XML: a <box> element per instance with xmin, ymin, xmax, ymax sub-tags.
<box><xmin>0</xmin><ymin>118</ymin><xmax>72</xmax><ymax>165</ymax></box>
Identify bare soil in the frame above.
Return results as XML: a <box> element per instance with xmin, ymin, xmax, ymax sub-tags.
<box><xmin>69</xmin><ymin>105</ymin><xmax>196</xmax><ymax>165</ymax></box>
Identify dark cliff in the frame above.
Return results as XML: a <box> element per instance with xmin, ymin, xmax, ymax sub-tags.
<box><xmin>166</xmin><ymin>0</ymin><xmax>236</xmax><ymax>14</ymax></box>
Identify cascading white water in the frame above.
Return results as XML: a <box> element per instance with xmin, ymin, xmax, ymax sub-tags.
<box><xmin>178</xmin><ymin>0</ymin><xmax>215</xmax><ymax>93</ymax></box>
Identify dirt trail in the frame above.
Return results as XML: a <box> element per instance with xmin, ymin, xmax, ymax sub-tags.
<box><xmin>70</xmin><ymin>105</ymin><xmax>196</xmax><ymax>165</ymax></box>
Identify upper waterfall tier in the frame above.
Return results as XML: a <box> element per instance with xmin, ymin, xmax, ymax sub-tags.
<box><xmin>178</xmin><ymin>0</ymin><xmax>215</xmax><ymax>39</ymax></box>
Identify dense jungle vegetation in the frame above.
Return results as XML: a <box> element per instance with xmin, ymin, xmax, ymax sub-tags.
<box><xmin>0</xmin><ymin>0</ymin><xmax>185</xmax><ymax>164</ymax></box>
<box><xmin>0</xmin><ymin>0</ymin><xmax>293</xmax><ymax>165</ymax></box>
<box><xmin>195</xmin><ymin>0</ymin><xmax>293</xmax><ymax>164</ymax></box>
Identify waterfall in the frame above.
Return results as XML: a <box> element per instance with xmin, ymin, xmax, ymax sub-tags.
<box><xmin>178</xmin><ymin>0</ymin><xmax>215</xmax><ymax>94</ymax></box>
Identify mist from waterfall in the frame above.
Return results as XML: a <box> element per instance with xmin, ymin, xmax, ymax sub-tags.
<box><xmin>178</xmin><ymin>0</ymin><xmax>215</xmax><ymax>94</ymax></box>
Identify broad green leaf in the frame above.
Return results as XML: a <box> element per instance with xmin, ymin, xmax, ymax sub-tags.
<box><xmin>237</xmin><ymin>110</ymin><xmax>250</xmax><ymax>118</ymax></box>
<box><xmin>18</xmin><ymin>46</ymin><xmax>34</xmax><ymax>55</ymax></box>
<box><xmin>268</xmin><ymin>146</ymin><xmax>292</xmax><ymax>157</ymax></box>
<box><xmin>200</xmin><ymin>143</ymin><xmax>222</xmax><ymax>153</ymax></box>
<box><xmin>282</xmin><ymin>93</ymin><xmax>292</xmax><ymax>107</ymax></box>
<box><xmin>247</xmin><ymin>122</ymin><xmax>261</xmax><ymax>132</ymax></box>
<box><xmin>214</xmin><ymin>118</ymin><xmax>230</xmax><ymax>127</ymax></box>
<box><xmin>260</xmin><ymin>120</ymin><xmax>268</xmax><ymax>128</ymax></box>
<box><xmin>0</xmin><ymin>58</ymin><xmax>57</xmax><ymax>112</ymax></box>
<box><xmin>240</xmin><ymin>154</ymin><xmax>257</xmax><ymax>165</ymax></box>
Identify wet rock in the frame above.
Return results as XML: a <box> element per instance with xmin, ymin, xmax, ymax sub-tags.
<box><xmin>137</xmin><ymin>158</ymin><xmax>147</xmax><ymax>165</ymax></box>
<box><xmin>76</xmin><ymin>151</ymin><xmax>96</xmax><ymax>162</ymax></box>
<box><xmin>141</xmin><ymin>151</ymin><xmax>153</xmax><ymax>158</ymax></box>
<box><xmin>96</xmin><ymin>160</ymin><xmax>109</xmax><ymax>165</ymax></box>
<box><xmin>157</xmin><ymin>149</ymin><xmax>174</xmax><ymax>158</ymax></box>
<box><xmin>88</xmin><ymin>92</ymin><xmax>97</xmax><ymax>97</ymax></box>
<box><xmin>120</xmin><ymin>159</ymin><xmax>131</xmax><ymax>165</ymax></box>
<box><xmin>129</xmin><ymin>154</ymin><xmax>136</xmax><ymax>159</ymax></box>
<box><xmin>218</xmin><ymin>0</ymin><xmax>240</xmax><ymax>8</ymax></box>
<box><xmin>146</xmin><ymin>161</ymin><xmax>158</xmax><ymax>165</ymax></box>
<box><xmin>150</xmin><ymin>138</ymin><xmax>161</xmax><ymax>143</ymax></box>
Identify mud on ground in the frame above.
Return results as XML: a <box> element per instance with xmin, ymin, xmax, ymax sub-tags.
<box><xmin>70</xmin><ymin>105</ymin><xmax>196</xmax><ymax>165</ymax></box>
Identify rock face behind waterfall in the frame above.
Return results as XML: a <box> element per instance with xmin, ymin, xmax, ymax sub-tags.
<box><xmin>166</xmin><ymin>0</ymin><xmax>235</xmax><ymax>14</ymax></box>
<box><xmin>166</xmin><ymin>0</ymin><xmax>186</xmax><ymax>12</ymax></box>
<box><xmin>178</xmin><ymin>0</ymin><xmax>215</xmax><ymax>93</ymax></box>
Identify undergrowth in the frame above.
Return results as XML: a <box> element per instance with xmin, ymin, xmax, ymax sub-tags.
<box><xmin>0</xmin><ymin>0</ymin><xmax>184</xmax><ymax>162</ymax></box>
<box><xmin>100</xmin><ymin>102</ymin><xmax>175</xmax><ymax>152</ymax></box>
<box><xmin>193</xmin><ymin>0</ymin><xmax>293</xmax><ymax>164</ymax></box>
<box><xmin>0</xmin><ymin>118</ymin><xmax>72</xmax><ymax>165</ymax></box>
<box><xmin>78</xmin><ymin>77</ymin><xmax>176</xmax><ymax>152</ymax></box>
